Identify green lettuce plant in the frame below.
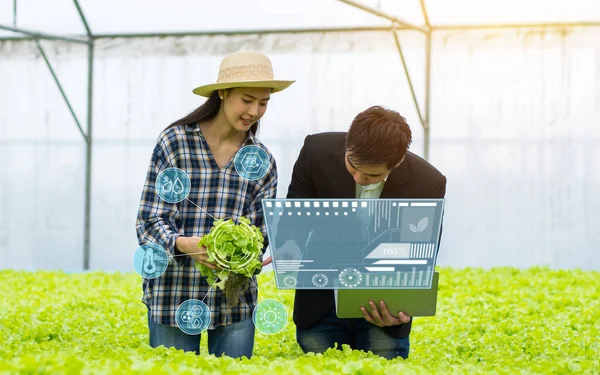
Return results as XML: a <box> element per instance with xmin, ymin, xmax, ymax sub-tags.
<box><xmin>1</xmin><ymin>267</ymin><xmax>599</xmax><ymax>374</ymax></box>
<box><xmin>194</xmin><ymin>216</ymin><xmax>264</xmax><ymax>307</ymax></box>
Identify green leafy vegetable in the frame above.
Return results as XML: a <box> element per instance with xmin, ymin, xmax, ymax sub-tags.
<box><xmin>195</xmin><ymin>216</ymin><xmax>264</xmax><ymax>307</ymax></box>
<box><xmin>1</xmin><ymin>267</ymin><xmax>599</xmax><ymax>373</ymax></box>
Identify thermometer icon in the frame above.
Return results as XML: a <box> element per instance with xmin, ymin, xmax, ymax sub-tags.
<box><xmin>144</xmin><ymin>249</ymin><xmax>157</xmax><ymax>274</ymax></box>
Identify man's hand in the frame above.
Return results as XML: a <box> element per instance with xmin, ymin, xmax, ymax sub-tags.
<box><xmin>361</xmin><ymin>300</ymin><xmax>411</xmax><ymax>327</ymax></box>
<box><xmin>175</xmin><ymin>236</ymin><xmax>220</xmax><ymax>270</ymax></box>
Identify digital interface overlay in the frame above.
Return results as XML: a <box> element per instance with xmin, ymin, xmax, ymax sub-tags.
<box><xmin>262</xmin><ymin>199</ymin><xmax>445</xmax><ymax>290</ymax></box>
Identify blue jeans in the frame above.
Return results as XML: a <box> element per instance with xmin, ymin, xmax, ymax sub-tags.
<box><xmin>296</xmin><ymin>307</ymin><xmax>410</xmax><ymax>360</ymax></box>
<box><xmin>148</xmin><ymin>311</ymin><xmax>255</xmax><ymax>358</ymax></box>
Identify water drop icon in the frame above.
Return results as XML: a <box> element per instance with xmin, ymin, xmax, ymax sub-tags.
<box><xmin>162</xmin><ymin>179</ymin><xmax>173</xmax><ymax>193</ymax></box>
<box><xmin>156</xmin><ymin>168</ymin><xmax>191</xmax><ymax>203</ymax></box>
<box><xmin>173</xmin><ymin>178</ymin><xmax>184</xmax><ymax>194</ymax></box>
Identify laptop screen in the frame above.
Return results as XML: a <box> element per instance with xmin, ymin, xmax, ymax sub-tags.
<box><xmin>261</xmin><ymin>198</ymin><xmax>445</xmax><ymax>290</ymax></box>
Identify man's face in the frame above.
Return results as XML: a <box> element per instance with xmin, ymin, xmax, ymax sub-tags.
<box><xmin>344</xmin><ymin>152</ymin><xmax>395</xmax><ymax>186</ymax></box>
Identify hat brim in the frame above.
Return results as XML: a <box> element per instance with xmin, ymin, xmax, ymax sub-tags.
<box><xmin>192</xmin><ymin>80</ymin><xmax>295</xmax><ymax>97</ymax></box>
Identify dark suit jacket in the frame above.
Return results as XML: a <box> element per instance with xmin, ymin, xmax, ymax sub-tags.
<box><xmin>285</xmin><ymin>131</ymin><xmax>447</xmax><ymax>339</ymax></box>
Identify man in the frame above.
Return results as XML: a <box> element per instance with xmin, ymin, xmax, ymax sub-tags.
<box><xmin>265</xmin><ymin>105</ymin><xmax>447</xmax><ymax>359</ymax></box>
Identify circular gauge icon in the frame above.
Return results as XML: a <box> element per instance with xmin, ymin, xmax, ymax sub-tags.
<box><xmin>175</xmin><ymin>299</ymin><xmax>211</xmax><ymax>335</ymax></box>
<box><xmin>156</xmin><ymin>167</ymin><xmax>191</xmax><ymax>203</ymax></box>
<box><xmin>253</xmin><ymin>299</ymin><xmax>288</xmax><ymax>334</ymax></box>
<box><xmin>133</xmin><ymin>243</ymin><xmax>169</xmax><ymax>279</ymax></box>
<box><xmin>233</xmin><ymin>145</ymin><xmax>270</xmax><ymax>181</ymax></box>
<box><xmin>210</xmin><ymin>228</ymin><xmax>255</xmax><ymax>271</ymax></box>
<box><xmin>283</xmin><ymin>275</ymin><xmax>297</xmax><ymax>288</ymax></box>
<box><xmin>338</xmin><ymin>268</ymin><xmax>363</xmax><ymax>288</ymax></box>
<box><xmin>312</xmin><ymin>273</ymin><xmax>328</xmax><ymax>287</ymax></box>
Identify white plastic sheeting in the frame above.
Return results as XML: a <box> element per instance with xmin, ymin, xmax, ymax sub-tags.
<box><xmin>0</xmin><ymin>26</ymin><xmax>599</xmax><ymax>271</ymax></box>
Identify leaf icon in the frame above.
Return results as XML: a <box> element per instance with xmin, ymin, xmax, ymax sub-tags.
<box><xmin>417</xmin><ymin>217</ymin><xmax>429</xmax><ymax>232</ymax></box>
<box><xmin>409</xmin><ymin>224</ymin><xmax>418</xmax><ymax>233</ymax></box>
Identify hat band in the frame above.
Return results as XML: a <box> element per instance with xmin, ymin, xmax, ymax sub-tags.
<box><xmin>217</xmin><ymin>64</ymin><xmax>275</xmax><ymax>83</ymax></box>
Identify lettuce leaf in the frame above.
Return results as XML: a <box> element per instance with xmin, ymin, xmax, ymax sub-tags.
<box><xmin>194</xmin><ymin>216</ymin><xmax>264</xmax><ymax>306</ymax></box>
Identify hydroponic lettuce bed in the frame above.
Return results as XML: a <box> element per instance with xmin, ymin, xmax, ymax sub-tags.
<box><xmin>1</xmin><ymin>267</ymin><xmax>598</xmax><ymax>374</ymax></box>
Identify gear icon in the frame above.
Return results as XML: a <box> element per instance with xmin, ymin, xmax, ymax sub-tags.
<box><xmin>338</xmin><ymin>268</ymin><xmax>363</xmax><ymax>288</ymax></box>
<box><xmin>312</xmin><ymin>273</ymin><xmax>328</xmax><ymax>287</ymax></box>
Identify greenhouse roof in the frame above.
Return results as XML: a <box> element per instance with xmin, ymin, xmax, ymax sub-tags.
<box><xmin>1</xmin><ymin>0</ymin><xmax>599</xmax><ymax>40</ymax></box>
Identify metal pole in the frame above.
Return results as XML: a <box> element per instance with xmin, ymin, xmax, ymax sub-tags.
<box><xmin>337</xmin><ymin>0</ymin><xmax>428</xmax><ymax>34</ymax></box>
<box><xmin>73</xmin><ymin>0</ymin><xmax>94</xmax><ymax>270</ymax></box>
<box><xmin>73</xmin><ymin>0</ymin><xmax>92</xmax><ymax>37</ymax></box>
<box><xmin>419</xmin><ymin>0</ymin><xmax>431</xmax><ymax>28</ymax></box>
<box><xmin>391</xmin><ymin>27</ymin><xmax>425</xmax><ymax>128</ymax></box>
<box><xmin>0</xmin><ymin>27</ymin><xmax>403</xmax><ymax>42</ymax></box>
<box><xmin>0</xmin><ymin>24</ymin><xmax>90</xmax><ymax>44</ymax></box>
<box><xmin>433</xmin><ymin>21</ymin><xmax>600</xmax><ymax>31</ymax></box>
<box><xmin>81</xmin><ymin>26</ymin><xmax>403</xmax><ymax>39</ymax></box>
<box><xmin>34</xmin><ymin>40</ymin><xmax>87</xmax><ymax>141</ymax></box>
<box><xmin>424</xmin><ymin>30</ymin><xmax>432</xmax><ymax>161</ymax></box>
<box><xmin>83</xmin><ymin>41</ymin><xmax>94</xmax><ymax>270</ymax></box>
<box><xmin>2</xmin><ymin>23</ymin><xmax>599</xmax><ymax>43</ymax></box>
<box><xmin>420</xmin><ymin>0</ymin><xmax>432</xmax><ymax>160</ymax></box>
<box><xmin>13</xmin><ymin>0</ymin><xmax>17</xmax><ymax>27</ymax></box>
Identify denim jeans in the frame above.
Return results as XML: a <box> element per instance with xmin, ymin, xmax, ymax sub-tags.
<box><xmin>148</xmin><ymin>311</ymin><xmax>255</xmax><ymax>358</ymax></box>
<box><xmin>296</xmin><ymin>307</ymin><xmax>410</xmax><ymax>360</ymax></box>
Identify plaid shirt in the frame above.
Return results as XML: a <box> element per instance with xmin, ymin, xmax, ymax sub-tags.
<box><xmin>135</xmin><ymin>123</ymin><xmax>277</xmax><ymax>330</ymax></box>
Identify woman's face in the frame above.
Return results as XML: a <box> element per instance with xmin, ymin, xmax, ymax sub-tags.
<box><xmin>220</xmin><ymin>87</ymin><xmax>271</xmax><ymax>132</ymax></box>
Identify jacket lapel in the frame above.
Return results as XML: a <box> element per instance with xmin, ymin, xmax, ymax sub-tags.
<box><xmin>380</xmin><ymin>158</ymin><xmax>410</xmax><ymax>198</ymax></box>
<box><xmin>332</xmin><ymin>156</ymin><xmax>356</xmax><ymax>198</ymax></box>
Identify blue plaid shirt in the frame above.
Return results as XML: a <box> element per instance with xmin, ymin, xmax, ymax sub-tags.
<box><xmin>135</xmin><ymin>123</ymin><xmax>277</xmax><ymax>329</ymax></box>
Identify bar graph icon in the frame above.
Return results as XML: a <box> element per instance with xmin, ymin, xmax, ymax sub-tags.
<box><xmin>363</xmin><ymin>266</ymin><xmax>433</xmax><ymax>288</ymax></box>
<box><xmin>410</xmin><ymin>243</ymin><xmax>435</xmax><ymax>258</ymax></box>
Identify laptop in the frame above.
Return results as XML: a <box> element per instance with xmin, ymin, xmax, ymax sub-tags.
<box><xmin>334</xmin><ymin>271</ymin><xmax>440</xmax><ymax>318</ymax></box>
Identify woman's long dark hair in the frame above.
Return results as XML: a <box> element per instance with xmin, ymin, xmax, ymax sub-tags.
<box><xmin>165</xmin><ymin>90</ymin><xmax>259</xmax><ymax>136</ymax></box>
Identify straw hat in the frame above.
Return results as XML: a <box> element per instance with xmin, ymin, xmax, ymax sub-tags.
<box><xmin>192</xmin><ymin>51</ymin><xmax>295</xmax><ymax>97</ymax></box>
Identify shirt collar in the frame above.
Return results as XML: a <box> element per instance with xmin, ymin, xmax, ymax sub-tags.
<box><xmin>185</xmin><ymin>123</ymin><xmax>257</xmax><ymax>145</ymax></box>
<box><xmin>361</xmin><ymin>179</ymin><xmax>385</xmax><ymax>192</ymax></box>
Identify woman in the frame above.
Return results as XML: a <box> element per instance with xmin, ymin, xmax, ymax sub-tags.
<box><xmin>135</xmin><ymin>51</ymin><xmax>294</xmax><ymax>358</ymax></box>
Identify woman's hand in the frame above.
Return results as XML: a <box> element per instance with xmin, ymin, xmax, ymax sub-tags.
<box><xmin>176</xmin><ymin>236</ymin><xmax>221</xmax><ymax>270</ymax></box>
